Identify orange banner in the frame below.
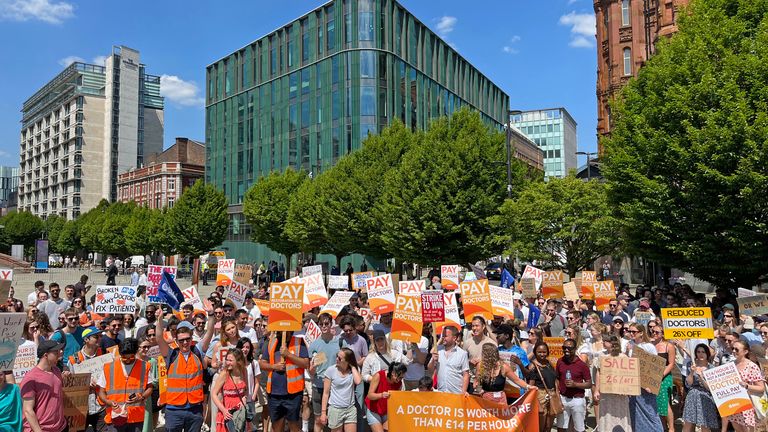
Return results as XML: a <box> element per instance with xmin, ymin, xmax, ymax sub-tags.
<box><xmin>268</xmin><ymin>283</ymin><xmax>304</xmax><ymax>331</ymax></box>
<box><xmin>459</xmin><ymin>279</ymin><xmax>494</xmax><ymax>321</ymax></box>
<box><xmin>541</xmin><ymin>270</ymin><xmax>564</xmax><ymax>299</ymax></box>
<box><xmin>255</xmin><ymin>299</ymin><xmax>270</xmax><ymax>316</ymax></box>
<box><xmin>391</xmin><ymin>295</ymin><xmax>423</xmax><ymax>343</ymax></box>
<box><xmin>593</xmin><ymin>280</ymin><xmax>615</xmax><ymax>308</ymax></box>
<box><xmin>580</xmin><ymin>271</ymin><xmax>596</xmax><ymax>300</ymax></box>
<box><xmin>388</xmin><ymin>389</ymin><xmax>539</xmax><ymax>432</ymax></box>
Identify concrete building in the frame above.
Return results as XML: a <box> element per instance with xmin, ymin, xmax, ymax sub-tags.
<box><xmin>594</xmin><ymin>0</ymin><xmax>689</xmax><ymax>151</ymax></box>
<box><xmin>0</xmin><ymin>166</ymin><xmax>19</xmax><ymax>215</ymax></box>
<box><xmin>117</xmin><ymin>137</ymin><xmax>205</xmax><ymax>209</ymax></box>
<box><xmin>206</xmin><ymin>0</ymin><xmax>514</xmax><ymax>262</ymax></box>
<box><xmin>511</xmin><ymin>108</ymin><xmax>578</xmax><ymax>179</ymax></box>
<box><xmin>508</xmin><ymin>127</ymin><xmax>544</xmax><ymax>173</ymax></box>
<box><xmin>18</xmin><ymin>45</ymin><xmax>164</xmax><ymax>219</ymax></box>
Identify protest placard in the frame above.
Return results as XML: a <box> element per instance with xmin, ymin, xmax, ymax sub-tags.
<box><xmin>460</xmin><ymin>279</ymin><xmax>494</xmax><ymax>321</ymax></box>
<box><xmin>0</xmin><ymin>269</ymin><xmax>12</xmax><ymax>299</ymax></box>
<box><xmin>398</xmin><ymin>280</ymin><xmax>426</xmax><ymax>296</ymax></box>
<box><xmin>12</xmin><ymin>342</ymin><xmax>36</xmax><ymax>381</ymax></box>
<box><xmin>181</xmin><ymin>285</ymin><xmax>205</xmax><ymax>310</ymax></box>
<box><xmin>320</xmin><ymin>291</ymin><xmax>355</xmax><ymax>319</ymax></box>
<box><xmin>522</xmin><ymin>265</ymin><xmax>544</xmax><ymax>289</ymax></box>
<box><xmin>489</xmin><ymin>285</ymin><xmax>515</xmax><ymax>318</ymax></box>
<box><xmin>703</xmin><ymin>362</ymin><xmax>753</xmax><ymax>418</ymax></box>
<box><xmin>94</xmin><ymin>286</ymin><xmax>137</xmax><ymax>315</ymax></box>
<box><xmin>359</xmin><ymin>308</ymin><xmax>371</xmax><ymax>321</ymax></box>
<box><xmin>351</xmin><ymin>271</ymin><xmax>374</xmax><ymax>291</ymax></box>
<box><xmin>543</xmin><ymin>337</ymin><xmax>564</xmax><ymax>366</ymax></box>
<box><xmin>634</xmin><ymin>311</ymin><xmax>655</xmax><ymax>327</ymax></box>
<box><xmin>580</xmin><ymin>271</ymin><xmax>596</xmax><ymax>300</ymax></box>
<box><xmin>147</xmin><ymin>346</ymin><xmax>161</xmax><ymax>359</ymax></box>
<box><xmin>303</xmin><ymin>319</ymin><xmax>322</xmax><ymax>347</ymax></box>
<box><xmin>435</xmin><ymin>292</ymin><xmax>462</xmax><ymax>335</ymax></box>
<box><xmin>632</xmin><ymin>347</ymin><xmax>666</xmax><ymax>394</ymax></box>
<box><xmin>0</xmin><ymin>312</ymin><xmax>24</xmax><ymax>372</ymax></box>
<box><xmin>216</xmin><ymin>259</ymin><xmax>236</xmax><ymax>286</ymax></box>
<box><xmin>71</xmin><ymin>352</ymin><xmax>115</xmax><ymax>384</ymax></box>
<box><xmin>661</xmin><ymin>307</ymin><xmax>714</xmax><ymax>339</ymax></box>
<box><xmin>599</xmin><ymin>356</ymin><xmax>640</xmax><ymax>395</ymax></box>
<box><xmin>302</xmin><ymin>264</ymin><xmax>322</xmax><ymax>277</ymax></box>
<box><xmin>234</xmin><ymin>264</ymin><xmax>252</xmax><ymax>285</ymax></box>
<box><xmin>0</xmin><ymin>269</ymin><xmax>13</xmax><ymax>281</ymax></box>
<box><xmin>367</xmin><ymin>274</ymin><xmax>396</xmax><ymax>315</ymax></box>
<box><xmin>146</xmin><ymin>265</ymin><xmax>177</xmax><ymax>303</ymax></box>
<box><xmin>441</xmin><ymin>265</ymin><xmax>460</xmax><ymax>290</ymax></box>
<box><xmin>328</xmin><ymin>275</ymin><xmax>349</xmax><ymax>290</ymax></box>
<box><xmin>563</xmin><ymin>282</ymin><xmax>579</xmax><ymax>302</ymax></box>
<box><xmin>63</xmin><ymin>373</ymin><xmax>91</xmax><ymax>432</ymax></box>
<box><xmin>541</xmin><ymin>270</ymin><xmax>564</xmax><ymax>299</ymax></box>
<box><xmin>391</xmin><ymin>295</ymin><xmax>423</xmax><ymax>343</ymax></box>
<box><xmin>300</xmin><ymin>272</ymin><xmax>328</xmax><ymax>311</ymax></box>
<box><xmin>520</xmin><ymin>278</ymin><xmax>537</xmax><ymax>299</ymax></box>
<box><xmin>421</xmin><ymin>291</ymin><xmax>445</xmax><ymax>323</ymax></box>
<box><xmin>738</xmin><ymin>295</ymin><xmax>768</xmax><ymax>316</ymax></box>
<box><xmin>388</xmin><ymin>389</ymin><xmax>539</xmax><ymax>432</ymax></box>
<box><xmin>255</xmin><ymin>299</ymin><xmax>270</xmax><ymax>316</ymax></box>
<box><xmin>224</xmin><ymin>280</ymin><xmax>249</xmax><ymax>309</ymax></box>
<box><xmin>593</xmin><ymin>280</ymin><xmax>615</xmax><ymax>308</ymax></box>
<box><xmin>268</xmin><ymin>283</ymin><xmax>304</xmax><ymax>331</ymax></box>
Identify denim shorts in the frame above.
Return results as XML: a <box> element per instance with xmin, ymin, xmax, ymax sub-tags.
<box><xmin>366</xmin><ymin>410</ymin><xmax>386</xmax><ymax>425</ymax></box>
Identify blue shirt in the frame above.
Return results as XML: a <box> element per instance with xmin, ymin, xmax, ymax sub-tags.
<box><xmin>308</xmin><ymin>336</ymin><xmax>341</xmax><ymax>388</ymax></box>
<box><xmin>261</xmin><ymin>338</ymin><xmax>309</xmax><ymax>396</ymax></box>
<box><xmin>52</xmin><ymin>327</ymin><xmax>84</xmax><ymax>365</ymax></box>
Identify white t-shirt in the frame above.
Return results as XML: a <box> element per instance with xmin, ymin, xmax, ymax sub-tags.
<box><xmin>246</xmin><ymin>359</ymin><xmax>262</xmax><ymax>395</ymax></box>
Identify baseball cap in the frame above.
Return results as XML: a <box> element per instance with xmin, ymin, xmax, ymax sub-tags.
<box><xmin>37</xmin><ymin>340</ymin><xmax>65</xmax><ymax>359</ymax></box>
<box><xmin>612</xmin><ymin>315</ymin><xmax>625</xmax><ymax>323</ymax></box>
<box><xmin>372</xmin><ymin>330</ymin><xmax>386</xmax><ymax>340</ymax></box>
<box><xmin>81</xmin><ymin>326</ymin><xmax>103</xmax><ymax>339</ymax></box>
<box><xmin>493</xmin><ymin>324</ymin><xmax>515</xmax><ymax>336</ymax></box>
<box><xmin>177</xmin><ymin>321</ymin><xmax>194</xmax><ymax>331</ymax></box>
<box><xmin>513</xmin><ymin>292</ymin><xmax>522</xmax><ymax>300</ymax></box>
<box><xmin>639</xmin><ymin>299</ymin><xmax>650</xmax><ymax>308</ymax></box>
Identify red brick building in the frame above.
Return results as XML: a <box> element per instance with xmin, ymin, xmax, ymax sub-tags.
<box><xmin>117</xmin><ymin>137</ymin><xmax>205</xmax><ymax>208</ymax></box>
<box><xmin>595</xmin><ymin>0</ymin><xmax>689</xmax><ymax>152</ymax></box>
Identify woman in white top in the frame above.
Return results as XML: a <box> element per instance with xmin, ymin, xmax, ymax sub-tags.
<box><xmin>625</xmin><ymin>323</ymin><xmax>663</xmax><ymax>431</ymax></box>
<box><xmin>362</xmin><ymin>331</ymin><xmax>411</xmax><ymax>383</ymax></box>
<box><xmin>321</xmin><ymin>348</ymin><xmax>362</xmax><ymax>432</ymax></box>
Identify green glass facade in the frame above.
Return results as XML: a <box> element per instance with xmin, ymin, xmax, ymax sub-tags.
<box><xmin>206</xmin><ymin>0</ymin><xmax>509</xmax><ymax>264</ymax></box>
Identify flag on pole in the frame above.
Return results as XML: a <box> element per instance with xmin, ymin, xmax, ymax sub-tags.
<box><xmin>501</xmin><ymin>267</ymin><xmax>514</xmax><ymax>289</ymax></box>
<box><xmin>469</xmin><ymin>263</ymin><xmax>487</xmax><ymax>281</ymax></box>
<box><xmin>157</xmin><ymin>271</ymin><xmax>185</xmax><ymax>311</ymax></box>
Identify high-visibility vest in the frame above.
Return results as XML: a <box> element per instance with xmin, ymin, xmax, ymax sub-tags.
<box><xmin>103</xmin><ymin>359</ymin><xmax>150</xmax><ymax>424</ymax></box>
<box><xmin>165</xmin><ymin>349</ymin><xmax>204</xmax><ymax>406</ymax></box>
<box><xmin>69</xmin><ymin>349</ymin><xmax>106</xmax><ymax>406</ymax></box>
<box><xmin>266</xmin><ymin>336</ymin><xmax>305</xmax><ymax>394</ymax></box>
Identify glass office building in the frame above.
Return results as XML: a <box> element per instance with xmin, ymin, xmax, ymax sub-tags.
<box><xmin>206</xmin><ymin>0</ymin><xmax>510</xmax><ymax>262</ymax></box>
<box><xmin>511</xmin><ymin>108</ymin><xmax>577</xmax><ymax>179</ymax></box>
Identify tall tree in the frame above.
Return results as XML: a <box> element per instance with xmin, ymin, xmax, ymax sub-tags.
<box><xmin>125</xmin><ymin>206</ymin><xmax>153</xmax><ymax>256</ymax></box>
<box><xmin>2</xmin><ymin>211</ymin><xmax>44</xmax><ymax>249</ymax></box>
<box><xmin>168</xmin><ymin>180</ymin><xmax>228</xmax><ymax>257</ymax></box>
<box><xmin>493</xmin><ymin>174</ymin><xmax>622</xmax><ymax>277</ymax></box>
<box><xmin>602</xmin><ymin>0</ymin><xmax>768</xmax><ymax>289</ymax></box>
<box><xmin>77</xmin><ymin>199</ymin><xmax>111</xmax><ymax>253</ymax></box>
<box><xmin>56</xmin><ymin>220</ymin><xmax>80</xmax><ymax>256</ymax></box>
<box><xmin>98</xmin><ymin>202</ymin><xmax>135</xmax><ymax>256</ymax></box>
<box><xmin>43</xmin><ymin>215</ymin><xmax>66</xmax><ymax>252</ymax></box>
<box><xmin>378</xmin><ymin>108</ymin><xmax>527</xmax><ymax>265</ymax></box>
<box><xmin>243</xmin><ymin>168</ymin><xmax>307</xmax><ymax>269</ymax></box>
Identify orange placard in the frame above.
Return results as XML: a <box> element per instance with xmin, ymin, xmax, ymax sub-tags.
<box><xmin>366</xmin><ymin>274</ymin><xmax>396</xmax><ymax>315</ymax></box>
<box><xmin>580</xmin><ymin>271</ymin><xmax>596</xmax><ymax>300</ymax></box>
<box><xmin>391</xmin><ymin>295</ymin><xmax>423</xmax><ymax>343</ymax></box>
<box><xmin>541</xmin><ymin>270</ymin><xmax>564</xmax><ymax>299</ymax></box>
<box><xmin>459</xmin><ymin>279</ymin><xmax>493</xmax><ymax>321</ymax></box>
<box><xmin>301</xmin><ymin>272</ymin><xmax>328</xmax><ymax>312</ymax></box>
<box><xmin>440</xmin><ymin>265</ymin><xmax>460</xmax><ymax>290</ymax></box>
<box><xmin>254</xmin><ymin>299</ymin><xmax>270</xmax><ymax>316</ymax></box>
<box><xmin>593</xmin><ymin>280</ymin><xmax>616</xmax><ymax>308</ymax></box>
<box><xmin>267</xmin><ymin>283</ymin><xmax>304</xmax><ymax>331</ymax></box>
<box><xmin>544</xmin><ymin>337</ymin><xmax>565</xmax><ymax>366</ymax></box>
<box><xmin>388</xmin><ymin>389</ymin><xmax>539</xmax><ymax>432</ymax></box>
<box><xmin>434</xmin><ymin>292</ymin><xmax>462</xmax><ymax>336</ymax></box>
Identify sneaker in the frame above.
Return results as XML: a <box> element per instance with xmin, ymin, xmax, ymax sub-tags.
<box><xmin>201</xmin><ymin>424</ymin><xmax>210</xmax><ymax>432</ymax></box>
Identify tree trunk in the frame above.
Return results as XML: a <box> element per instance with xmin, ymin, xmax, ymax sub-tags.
<box><xmin>335</xmin><ymin>253</ymin><xmax>345</xmax><ymax>270</ymax></box>
<box><xmin>284</xmin><ymin>253</ymin><xmax>292</xmax><ymax>279</ymax></box>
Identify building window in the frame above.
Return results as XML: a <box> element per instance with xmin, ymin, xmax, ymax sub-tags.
<box><xmin>168</xmin><ymin>198</ymin><xmax>174</xmax><ymax>208</ymax></box>
<box><xmin>621</xmin><ymin>0</ymin><xmax>631</xmax><ymax>27</ymax></box>
<box><xmin>623</xmin><ymin>47</ymin><xmax>632</xmax><ymax>75</ymax></box>
<box><xmin>168</xmin><ymin>179</ymin><xmax>175</xmax><ymax>191</ymax></box>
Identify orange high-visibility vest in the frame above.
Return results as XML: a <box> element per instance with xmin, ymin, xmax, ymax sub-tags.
<box><xmin>69</xmin><ymin>349</ymin><xmax>106</xmax><ymax>406</ymax></box>
<box><xmin>103</xmin><ymin>359</ymin><xmax>150</xmax><ymax>424</ymax></box>
<box><xmin>266</xmin><ymin>336</ymin><xmax>305</xmax><ymax>394</ymax></box>
<box><xmin>165</xmin><ymin>349</ymin><xmax>204</xmax><ymax>406</ymax></box>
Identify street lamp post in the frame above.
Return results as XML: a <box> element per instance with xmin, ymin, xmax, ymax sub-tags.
<box><xmin>506</xmin><ymin>110</ymin><xmax>523</xmax><ymax>198</ymax></box>
<box><xmin>576</xmin><ymin>151</ymin><xmax>598</xmax><ymax>181</ymax></box>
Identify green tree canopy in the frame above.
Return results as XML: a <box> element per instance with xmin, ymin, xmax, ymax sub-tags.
<box><xmin>43</xmin><ymin>215</ymin><xmax>65</xmax><ymax>253</ymax></box>
<box><xmin>56</xmin><ymin>220</ymin><xmax>80</xmax><ymax>256</ymax></box>
<box><xmin>168</xmin><ymin>180</ymin><xmax>228</xmax><ymax>257</ymax></box>
<box><xmin>602</xmin><ymin>0</ymin><xmax>768</xmax><ymax>288</ymax></box>
<box><xmin>124</xmin><ymin>206</ymin><xmax>153</xmax><ymax>256</ymax></box>
<box><xmin>493</xmin><ymin>174</ymin><xmax>622</xmax><ymax>277</ymax></box>
<box><xmin>2</xmin><ymin>211</ymin><xmax>43</xmax><ymax>249</ymax></box>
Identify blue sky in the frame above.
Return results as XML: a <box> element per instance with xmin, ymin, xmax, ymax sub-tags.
<box><xmin>0</xmin><ymin>0</ymin><xmax>598</xmax><ymax>165</ymax></box>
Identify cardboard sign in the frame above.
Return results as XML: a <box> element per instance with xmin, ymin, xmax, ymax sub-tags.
<box><xmin>302</xmin><ymin>265</ymin><xmax>322</xmax><ymax>277</ymax></box>
<box><xmin>147</xmin><ymin>346</ymin><xmax>161</xmax><ymax>359</ymax></box>
<box><xmin>391</xmin><ymin>295</ymin><xmax>423</xmax><ymax>343</ymax></box>
<box><xmin>632</xmin><ymin>347</ymin><xmax>666</xmax><ymax>394</ymax></box>
<box><xmin>94</xmin><ymin>286</ymin><xmax>137</xmax><ymax>314</ymax></box>
<box><xmin>388</xmin><ymin>388</ymin><xmax>539</xmax><ymax>432</ymax></box>
<box><xmin>580</xmin><ymin>271</ymin><xmax>596</xmax><ymax>300</ymax></box>
<box><xmin>738</xmin><ymin>295</ymin><xmax>768</xmax><ymax>316</ymax></box>
<box><xmin>520</xmin><ymin>278</ymin><xmax>537</xmax><ymax>299</ymax></box>
<box><xmin>146</xmin><ymin>265</ymin><xmax>177</xmax><ymax>302</ymax></box>
<box><xmin>63</xmin><ymin>373</ymin><xmax>91</xmax><ymax>432</ymax></box>
<box><xmin>599</xmin><ymin>356</ymin><xmax>640</xmax><ymax>395</ymax></box>
<box><xmin>661</xmin><ymin>308</ymin><xmax>714</xmax><ymax>340</ymax></box>
<box><xmin>268</xmin><ymin>283</ymin><xmax>304</xmax><ymax>331</ymax></box>
<box><xmin>440</xmin><ymin>265</ymin><xmax>460</xmax><ymax>290</ymax></box>
<box><xmin>399</xmin><ymin>280</ymin><xmax>426</xmax><ymax>296</ymax></box>
<box><xmin>303</xmin><ymin>319</ymin><xmax>322</xmax><ymax>347</ymax></box>
<box><xmin>224</xmin><ymin>280</ymin><xmax>249</xmax><ymax>309</ymax></box>
<box><xmin>541</xmin><ymin>270</ymin><xmax>564</xmax><ymax>299</ymax></box>
<box><xmin>367</xmin><ymin>274</ymin><xmax>396</xmax><ymax>315</ymax></box>
<box><xmin>300</xmin><ymin>272</ymin><xmax>328</xmax><ymax>311</ymax></box>
<box><xmin>563</xmin><ymin>282</ymin><xmax>579</xmax><ymax>302</ymax></box>
<box><xmin>359</xmin><ymin>308</ymin><xmax>371</xmax><ymax>321</ymax></box>
<box><xmin>234</xmin><ymin>264</ymin><xmax>252</xmax><ymax>285</ymax></box>
<box><xmin>71</xmin><ymin>353</ymin><xmax>115</xmax><ymax>384</ymax></box>
<box><xmin>459</xmin><ymin>279</ymin><xmax>494</xmax><ymax>321</ymax></box>
<box><xmin>181</xmin><ymin>285</ymin><xmax>205</xmax><ymax>310</ymax></box>
<box><xmin>328</xmin><ymin>275</ymin><xmax>349</xmax><ymax>290</ymax></box>
<box><xmin>352</xmin><ymin>271</ymin><xmax>374</xmax><ymax>291</ymax></box>
<box><xmin>544</xmin><ymin>337</ymin><xmax>564</xmax><ymax>366</ymax></box>
<box><xmin>421</xmin><ymin>291</ymin><xmax>445</xmax><ymax>323</ymax></box>
<box><xmin>320</xmin><ymin>291</ymin><xmax>355</xmax><ymax>319</ymax></box>
<box><xmin>522</xmin><ymin>265</ymin><xmax>544</xmax><ymax>289</ymax></box>
<box><xmin>592</xmin><ymin>280</ymin><xmax>615</xmax><ymax>308</ymax></box>
<box><xmin>435</xmin><ymin>292</ymin><xmax>462</xmax><ymax>335</ymax></box>
<box><xmin>0</xmin><ymin>269</ymin><xmax>12</xmax><ymax>299</ymax></box>
<box><xmin>634</xmin><ymin>311</ymin><xmax>655</xmax><ymax>327</ymax></box>
<box><xmin>703</xmin><ymin>362</ymin><xmax>753</xmax><ymax>418</ymax></box>
<box><xmin>489</xmin><ymin>285</ymin><xmax>515</xmax><ymax>318</ymax></box>
<box><xmin>0</xmin><ymin>313</ymin><xmax>24</xmax><ymax>371</ymax></box>
<box><xmin>216</xmin><ymin>259</ymin><xmax>236</xmax><ymax>286</ymax></box>
<box><xmin>0</xmin><ymin>269</ymin><xmax>13</xmax><ymax>281</ymax></box>
<box><xmin>12</xmin><ymin>342</ymin><xmax>36</xmax><ymax>381</ymax></box>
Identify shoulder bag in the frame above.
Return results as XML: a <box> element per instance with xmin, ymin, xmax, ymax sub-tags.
<box><xmin>535</xmin><ymin>363</ymin><xmax>564</xmax><ymax>416</ymax></box>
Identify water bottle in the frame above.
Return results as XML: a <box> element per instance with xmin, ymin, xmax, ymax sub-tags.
<box><xmin>566</xmin><ymin>370</ymin><xmax>572</xmax><ymax>381</ymax></box>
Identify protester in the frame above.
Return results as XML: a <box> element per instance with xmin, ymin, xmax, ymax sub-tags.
<box><xmin>554</xmin><ymin>338</ymin><xmax>592</xmax><ymax>432</ymax></box>
<box><xmin>67</xmin><ymin>326</ymin><xmax>107</xmax><ymax>431</ymax></box>
<box><xmin>20</xmin><ymin>340</ymin><xmax>68</xmax><ymax>432</ymax></box>
<box><xmin>625</xmin><ymin>323</ymin><xmax>664</xmax><ymax>431</ymax></box>
<box><xmin>525</xmin><ymin>327</ymin><xmax>544</xmax><ymax>361</ymax></box>
<box><xmin>649</xmin><ymin>321</ymin><xmax>677</xmax><ymax>431</ymax></box>
<box><xmin>475</xmin><ymin>343</ymin><xmax>535</xmax><ymax>403</ymax></box>
<box><xmin>259</xmin><ymin>330</ymin><xmax>310</xmax><ymax>432</ymax></box>
<box><xmin>527</xmin><ymin>341</ymin><xmax>558</xmax><ymax>432</ymax></box>
<box><xmin>321</xmin><ymin>348</ymin><xmax>363</xmax><ymax>432</ymax></box>
<box><xmin>309</xmin><ymin>312</ymin><xmax>341</xmax><ymax>432</ymax></box>
<box><xmin>593</xmin><ymin>334</ymin><xmax>631</xmax><ymax>432</ymax></box>
<box><xmin>428</xmin><ymin>325</ymin><xmax>469</xmax><ymax>394</ymax></box>
<box><xmin>136</xmin><ymin>334</ymin><xmax>160</xmax><ymax>432</ymax></box>
<box><xmin>682</xmin><ymin>343</ymin><xmax>720</xmax><ymax>432</ymax></box>
<box><xmin>97</xmin><ymin>338</ymin><xmax>153</xmax><ymax>432</ymax></box>
<box><xmin>38</xmin><ymin>283</ymin><xmax>70</xmax><ymax>327</ymax></box>
<box><xmin>729</xmin><ymin>340</ymin><xmax>764</xmax><ymax>431</ymax></box>
<box><xmin>211</xmin><ymin>348</ymin><xmax>252</xmax><ymax>432</ymax></box>
<box><xmin>52</xmin><ymin>307</ymin><xmax>85</xmax><ymax>364</ymax></box>
<box><xmin>0</xmin><ymin>372</ymin><xmax>22</xmax><ymax>431</ymax></box>
<box><xmin>361</xmin><ymin>331</ymin><xmax>411</xmax><ymax>383</ymax></box>
<box><xmin>364</xmin><ymin>362</ymin><xmax>406</xmax><ymax>432</ymax></box>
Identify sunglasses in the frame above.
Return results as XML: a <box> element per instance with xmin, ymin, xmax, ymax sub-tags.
<box><xmin>626</xmin><ymin>330</ymin><xmax>639</xmax><ymax>334</ymax></box>
<box><xmin>29</xmin><ymin>325</ymin><xmax>38</xmax><ymax>330</ymax></box>
<box><xmin>139</xmin><ymin>346</ymin><xmax>151</xmax><ymax>350</ymax></box>
<box><xmin>724</xmin><ymin>314</ymin><xmax>733</xmax><ymax>318</ymax></box>
<box><xmin>147</xmin><ymin>333</ymin><xmax>156</xmax><ymax>337</ymax></box>
<box><xmin>66</xmin><ymin>317</ymin><xmax>78</xmax><ymax>321</ymax></box>
<box><xmin>177</xmin><ymin>337</ymin><xmax>192</xmax><ymax>343</ymax></box>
